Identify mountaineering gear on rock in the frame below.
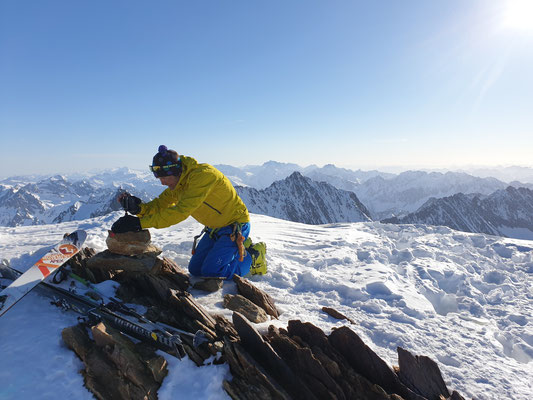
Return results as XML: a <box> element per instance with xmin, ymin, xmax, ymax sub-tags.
<box><xmin>245</xmin><ymin>238</ymin><xmax>268</xmax><ymax>275</ymax></box>
<box><xmin>150</xmin><ymin>145</ymin><xmax>182</xmax><ymax>177</ymax></box>
<box><xmin>188</xmin><ymin>223</ymin><xmax>252</xmax><ymax>279</ymax></box>
<box><xmin>137</xmin><ymin>156</ymin><xmax>250</xmax><ymax>230</ymax></box>
<box><xmin>0</xmin><ymin>263</ymin><xmax>193</xmax><ymax>358</ymax></box>
<box><xmin>111</xmin><ymin>215</ymin><xmax>142</xmax><ymax>233</ymax></box>
<box><xmin>119</xmin><ymin>192</ymin><xmax>142</xmax><ymax>215</ymax></box>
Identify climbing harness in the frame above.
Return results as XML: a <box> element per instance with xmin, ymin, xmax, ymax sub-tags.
<box><xmin>230</xmin><ymin>223</ymin><xmax>246</xmax><ymax>262</ymax></box>
<box><xmin>191</xmin><ymin>223</ymin><xmax>246</xmax><ymax>262</ymax></box>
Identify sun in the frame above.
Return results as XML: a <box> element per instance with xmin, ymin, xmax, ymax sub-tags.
<box><xmin>502</xmin><ymin>0</ymin><xmax>533</xmax><ymax>31</ymax></box>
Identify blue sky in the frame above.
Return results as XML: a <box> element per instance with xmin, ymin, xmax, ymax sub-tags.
<box><xmin>1</xmin><ymin>0</ymin><xmax>532</xmax><ymax>177</ymax></box>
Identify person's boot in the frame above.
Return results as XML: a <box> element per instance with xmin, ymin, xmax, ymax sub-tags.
<box><xmin>245</xmin><ymin>238</ymin><xmax>267</xmax><ymax>275</ymax></box>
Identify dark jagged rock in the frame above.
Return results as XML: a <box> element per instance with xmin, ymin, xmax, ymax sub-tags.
<box><xmin>285</xmin><ymin>320</ymin><xmax>401</xmax><ymax>400</ymax></box>
<box><xmin>62</xmin><ymin>323</ymin><xmax>94</xmax><ymax>359</ymax></box>
<box><xmin>114</xmin><ymin>258</ymin><xmax>189</xmax><ymax>305</ymax></box>
<box><xmin>213</xmin><ymin>314</ymin><xmax>240</xmax><ymax>342</ymax></box>
<box><xmin>67</xmin><ymin>247</ymin><xmax>115</xmax><ymax>283</ymax></box>
<box><xmin>168</xmin><ymin>290</ymin><xmax>218</xmax><ymax>334</ymax></box>
<box><xmin>62</xmin><ymin>321</ymin><xmax>167</xmax><ymax>400</ymax></box>
<box><xmin>224</xmin><ymin>294</ymin><xmax>269</xmax><ymax>323</ymax></box>
<box><xmin>149</xmin><ymin>257</ymin><xmax>190</xmax><ymax>290</ymax></box>
<box><xmin>449</xmin><ymin>390</ymin><xmax>466</xmax><ymax>400</ymax></box>
<box><xmin>329</xmin><ymin>326</ymin><xmax>425</xmax><ymax>400</ymax></box>
<box><xmin>223</xmin><ymin>337</ymin><xmax>292</xmax><ymax>400</ymax></box>
<box><xmin>233</xmin><ymin>274</ymin><xmax>280</xmax><ymax>318</ymax></box>
<box><xmin>192</xmin><ymin>277</ymin><xmax>224</xmax><ymax>292</ymax></box>
<box><xmin>267</xmin><ymin>326</ymin><xmax>346</xmax><ymax>399</ymax></box>
<box><xmin>232</xmin><ymin>312</ymin><xmax>319</xmax><ymax>400</ymax></box>
<box><xmin>321</xmin><ymin>306</ymin><xmax>355</xmax><ymax>324</ymax></box>
<box><xmin>396</xmin><ymin>347</ymin><xmax>450</xmax><ymax>400</ymax></box>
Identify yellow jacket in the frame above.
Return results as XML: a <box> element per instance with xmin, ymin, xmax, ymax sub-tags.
<box><xmin>137</xmin><ymin>156</ymin><xmax>249</xmax><ymax>230</ymax></box>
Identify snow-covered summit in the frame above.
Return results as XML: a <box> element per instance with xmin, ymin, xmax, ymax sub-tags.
<box><xmin>0</xmin><ymin>175</ymin><xmax>154</xmax><ymax>227</ymax></box>
<box><xmin>354</xmin><ymin>170</ymin><xmax>509</xmax><ymax>219</ymax></box>
<box><xmin>385</xmin><ymin>186</ymin><xmax>533</xmax><ymax>240</ymax></box>
<box><xmin>0</xmin><ymin>213</ymin><xmax>531</xmax><ymax>399</ymax></box>
<box><xmin>236</xmin><ymin>171</ymin><xmax>371</xmax><ymax>224</ymax></box>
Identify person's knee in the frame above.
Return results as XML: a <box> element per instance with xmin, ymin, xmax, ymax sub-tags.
<box><xmin>236</xmin><ymin>253</ymin><xmax>252</xmax><ymax>277</ymax></box>
<box><xmin>200</xmin><ymin>259</ymin><xmax>229</xmax><ymax>278</ymax></box>
<box><xmin>188</xmin><ymin>256</ymin><xmax>204</xmax><ymax>276</ymax></box>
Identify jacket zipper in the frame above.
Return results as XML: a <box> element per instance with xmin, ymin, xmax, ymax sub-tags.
<box><xmin>203</xmin><ymin>201</ymin><xmax>222</xmax><ymax>215</ymax></box>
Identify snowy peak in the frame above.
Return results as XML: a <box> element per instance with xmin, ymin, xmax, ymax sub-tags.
<box><xmin>0</xmin><ymin>176</ymin><xmax>153</xmax><ymax>227</ymax></box>
<box><xmin>236</xmin><ymin>172</ymin><xmax>371</xmax><ymax>224</ymax></box>
<box><xmin>0</xmin><ymin>186</ymin><xmax>46</xmax><ymax>226</ymax></box>
<box><xmin>217</xmin><ymin>160</ymin><xmax>305</xmax><ymax>189</ymax></box>
<box><xmin>384</xmin><ymin>186</ymin><xmax>533</xmax><ymax>240</ymax></box>
<box><xmin>355</xmin><ymin>170</ymin><xmax>509</xmax><ymax>219</ymax></box>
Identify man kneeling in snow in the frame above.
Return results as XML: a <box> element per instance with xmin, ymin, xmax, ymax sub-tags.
<box><xmin>110</xmin><ymin>145</ymin><xmax>256</xmax><ymax>279</ymax></box>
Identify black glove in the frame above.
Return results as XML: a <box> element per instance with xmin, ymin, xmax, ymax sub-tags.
<box><xmin>111</xmin><ymin>215</ymin><xmax>142</xmax><ymax>234</ymax></box>
<box><xmin>119</xmin><ymin>193</ymin><xmax>142</xmax><ymax>215</ymax></box>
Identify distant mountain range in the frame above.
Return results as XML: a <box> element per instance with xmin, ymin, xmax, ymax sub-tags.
<box><xmin>353</xmin><ymin>171</ymin><xmax>510</xmax><ymax>220</ymax></box>
<box><xmin>1</xmin><ymin>162</ymin><xmax>532</xmax><ymax>240</ymax></box>
<box><xmin>0</xmin><ymin>174</ymin><xmax>152</xmax><ymax>227</ymax></box>
<box><xmin>383</xmin><ymin>186</ymin><xmax>533</xmax><ymax>240</ymax></box>
<box><xmin>217</xmin><ymin>161</ymin><xmax>531</xmax><ymax>220</ymax></box>
<box><xmin>216</xmin><ymin>161</ymin><xmax>394</xmax><ymax>189</ymax></box>
<box><xmin>236</xmin><ymin>172</ymin><xmax>371</xmax><ymax>225</ymax></box>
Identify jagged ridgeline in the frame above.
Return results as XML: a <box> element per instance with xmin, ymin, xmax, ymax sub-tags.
<box><xmin>2</xmin><ymin>165</ymin><xmax>533</xmax><ymax>239</ymax></box>
<box><xmin>0</xmin><ymin>172</ymin><xmax>157</xmax><ymax>227</ymax></box>
<box><xmin>236</xmin><ymin>172</ymin><xmax>372</xmax><ymax>225</ymax></box>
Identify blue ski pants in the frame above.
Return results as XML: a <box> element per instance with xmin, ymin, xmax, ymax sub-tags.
<box><xmin>188</xmin><ymin>223</ymin><xmax>252</xmax><ymax>279</ymax></box>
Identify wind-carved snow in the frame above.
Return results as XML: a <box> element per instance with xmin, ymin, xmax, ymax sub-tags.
<box><xmin>1</xmin><ymin>213</ymin><xmax>531</xmax><ymax>399</ymax></box>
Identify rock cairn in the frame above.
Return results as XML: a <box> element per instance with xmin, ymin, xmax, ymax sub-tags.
<box><xmin>62</xmin><ymin>237</ymin><xmax>467</xmax><ymax>400</ymax></box>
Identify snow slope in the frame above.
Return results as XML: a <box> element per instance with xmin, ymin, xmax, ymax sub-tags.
<box><xmin>0</xmin><ymin>213</ymin><xmax>532</xmax><ymax>399</ymax></box>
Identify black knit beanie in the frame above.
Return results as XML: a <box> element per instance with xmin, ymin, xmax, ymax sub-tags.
<box><xmin>151</xmin><ymin>145</ymin><xmax>181</xmax><ymax>177</ymax></box>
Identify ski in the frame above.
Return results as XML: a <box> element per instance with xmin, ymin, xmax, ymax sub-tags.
<box><xmin>0</xmin><ymin>230</ymin><xmax>87</xmax><ymax>317</ymax></box>
<box><xmin>0</xmin><ymin>262</ymin><xmax>206</xmax><ymax>358</ymax></box>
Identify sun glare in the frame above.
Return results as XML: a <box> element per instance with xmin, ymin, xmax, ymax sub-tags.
<box><xmin>503</xmin><ymin>0</ymin><xmax>533</xmax><ymax>31</ymax></box>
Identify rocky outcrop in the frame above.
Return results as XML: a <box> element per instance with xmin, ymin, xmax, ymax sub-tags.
<box><xmin>224</xmin><ymin>294</ymin><xmax>269</xmax><ymax>323</ymax></box>
<box><xmin>106</xmin><ymin>230</ymin><xmax>162</xmax><ymax>256</ymax></box>
<box><xmin>396</xmin><ymin>347</ymin><xmax>451</xmax><ymax>400</ymax></box>
<box><xmin>62</xmin><ymin>322</ymin><xmax>168</xmax><ymax>400</ymax></box>
<box><xmin>233</xmin><ymin>274</ymin><xmax>280</xmax><ymax>318</ymax></box>
<box><xmin>63</xmin><ymin>247</ymin><xmax>466</xmax><ymax>400</ymax></box>
<box><xmin>192</xmin><ymin>277</ymin><xmax>225</xmax><ymax>292</ymax></box>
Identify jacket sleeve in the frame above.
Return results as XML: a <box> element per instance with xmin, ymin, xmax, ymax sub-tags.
<box><xmin>136</xmin><ymin>188</ymin><xmax>175</xmax><ymax>218</ymax></box>
<box><xmin>139</xmin><ymin>169</ymin><xmax>217</xmax><ymax>229</ymax></box>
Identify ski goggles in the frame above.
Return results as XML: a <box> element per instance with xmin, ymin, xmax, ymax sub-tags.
<box><xmin>149</xmin><ymin>163</ymin><xmax>180</xmax><ymax>177</ymax></box>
